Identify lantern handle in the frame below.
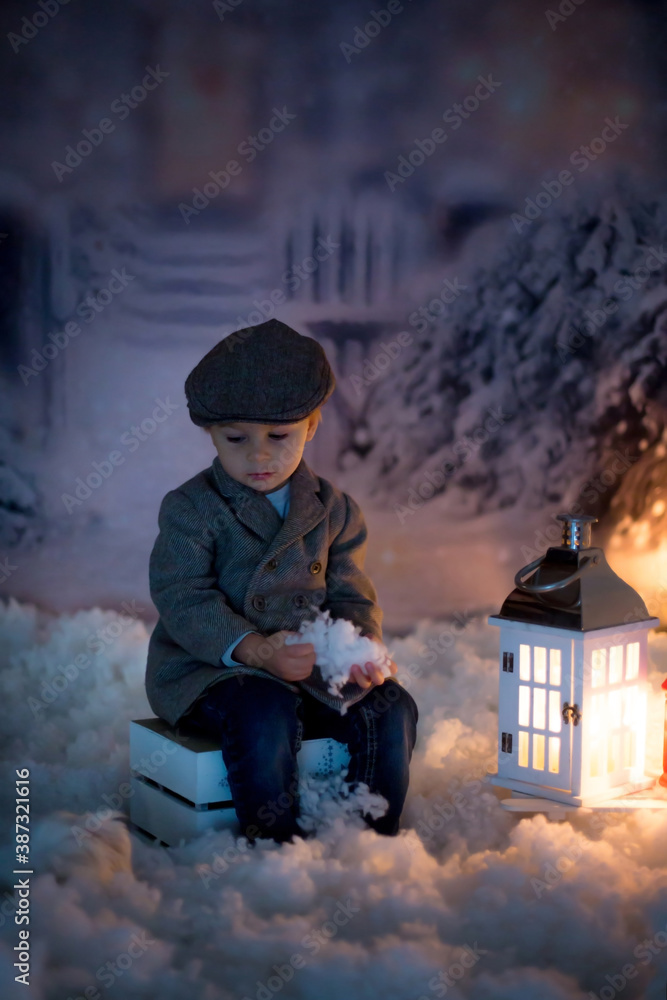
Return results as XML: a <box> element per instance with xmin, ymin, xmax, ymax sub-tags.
<box><xmin>514</xmin><ymin>553</ymin><xmax>599</xmax><ymax>594</ymax></box>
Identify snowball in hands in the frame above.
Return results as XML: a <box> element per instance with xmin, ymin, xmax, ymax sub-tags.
<box><xmin>285</xmin><ymin>609</ymin><xmax>393</xmax><ymax>696</ymax></box>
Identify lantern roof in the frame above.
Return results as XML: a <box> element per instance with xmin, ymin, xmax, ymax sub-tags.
<box><xmin>495</xmin><ymin>514</ymin><xmax>654</xmax><ymax>631</ymax></box>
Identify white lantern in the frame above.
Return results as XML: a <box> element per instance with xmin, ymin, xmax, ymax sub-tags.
<box><xmin>488</xmin><ymin>514</ymin><xmax>659</xmax><ymax>807</ymax></box>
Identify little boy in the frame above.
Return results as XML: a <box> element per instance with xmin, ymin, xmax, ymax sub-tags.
<box><xmin>145</xmin><ymin>319</ymin><xmax>418</xmax><ymax>844</ymax></box>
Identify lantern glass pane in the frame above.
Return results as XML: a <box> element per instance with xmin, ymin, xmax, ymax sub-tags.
<box><xmin>549</xmin><ymin>648</ymin><xmax>561</xmax><ymax>687</ymax></box>
<box><xmin>519</xmin><ymin>644</ymin><xmax>530</xmax><ymax>680</ymax></box>
<box><xmin>623</xmin><ymin>686</ymin><xmax>636</xmax><ymax>727</ymax></box>
<box><xmin>519</xmin><ymin>686</ymin><xmax>530</xmax><ymax>726</ymax></box>
<box><xmin>533</xmin><ymin>687</ymin><xmax>546</xmax><ymax>729</ymax></box>
<box><xmin>609</xmin><ymin>646</ymin><xmax>623</xmax><ymax>684</ymax></box>
<box><xmin>548</xmin><ymin>736</ymin><xmax>560</xmax><ymax>773</ymax></box>
<box><xmin>548</xmin><ymin>691</ymin><xmax>561</xmax><ymax>732</ymax></box>
<box><xmin>591</xmin><ymin>694</ymin><xmax>604</xmax><ymax>735</ymax></box>
<box><xmin>608</xmin><ymin>733</ymin><xmax>620</xmax><ymax>774</ymax></box>
<box><xmin>591</xmin><ymin>649</ymin><xmax>607</xmax><ymax>688</ymax></box>
<box><xmin>534</xmin><ymin>646</ymin><xmax>547</xmax><ymax>684</ymax></box>
<box><xmin>590</xmin><ymin>740</ymin><xmax>601</xmax><ymax>777</ymax></box>
<box><xmin>533</xmin><ymin>734</ymin><xmax>545</xmax><ymax>770</ymax></box>
<box><xmin>609</xmin><ymin>690</ymin><xmax>622</xmax><ymax>728</ymax></box>
<box><xmin>625</xmin><ymin>642</ymin><xmax>639</xmax><ymax>680</ymax></box>
<box><xmin>623</xmin><ymin>731</ymin><xmax>633</xmax><ymax>767</ymax></box>
<box><xmin>518</xmin><ymin>731</ymin><xmax>529</xmax><ymax>767</ymax></box>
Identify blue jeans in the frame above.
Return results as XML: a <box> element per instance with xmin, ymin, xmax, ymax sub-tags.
<box><xmin>184</xmin><ymin>673</ymin><xmax>419</xmax><ymax>844</ymax></box>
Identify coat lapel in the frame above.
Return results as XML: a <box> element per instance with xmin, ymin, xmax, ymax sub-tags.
<box><xmin>211</xmin><ymin>455</ymin><xmax>327</xmax><ymax>552</ymax></box>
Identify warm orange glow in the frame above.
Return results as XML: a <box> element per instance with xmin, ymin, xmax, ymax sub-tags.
<box><xmin>622</xmin><ymin>686</ymin><xmax>636</xmax><ymax>726</ymax></box>
<box><xmin>590</xmin><ymin>693</ymin><xmax>603</xmax><ymax>778</ymax></box>
<box><xmin>626</xmin><ymin>642</ymin><xmax>639</xmax><ymax>680</ymax></box>
<box><xmin>592</xmin><ymin>649</ymin><xmax>607</xmax><ymax>688</ymax></box>
<box><xmin>590</xmin><ymin>742</ymin><xmax>601</xmax><ymax>778</ymax></box>
<box><xmin>609</xmin><ymin>690</ymin><xmax>622</xmax><ymax>728</ymax></box>
<box><xmin>609</xmin><ymin>646</ymin><xmax>623</xmax><ymax>684</ymax></box>
<box><xmin>588</xmin><ymin>681</ymin><xmax>648</xmax><ymax>782</ymax></box>
<box><xmin>548</xmin><ymin>736</ymin><xmax>560</xmax><ymax>774</ymax></box>
<box><xmin>534</xmin><ymin>646</ymin><xmax>547</xmax><ymax>684</ymax></box>
<box><xmin>633</xmin><ymin>687</ymin><xmax>648</xmax><ymax>779</ymax></box>
<box><xmin>606</xmin><ymin>527</ymin><xmax>667</xmax><ymax>626</ymax></box>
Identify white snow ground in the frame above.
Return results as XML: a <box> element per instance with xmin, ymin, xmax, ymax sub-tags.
<box><xmin>0</xmin><ymin>593</ymin><xmax>666</xmax><ymax>1000</ymax></box>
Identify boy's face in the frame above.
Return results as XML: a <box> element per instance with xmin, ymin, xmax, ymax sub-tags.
<box><xmin>207</xmin><ymin>413</ymin><xmax>318</xmax><ymax>493</ymax></box>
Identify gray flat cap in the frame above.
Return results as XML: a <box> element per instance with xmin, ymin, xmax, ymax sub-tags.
<box><xmin>185</xmin><ymin>319</ymin><xmax>336</xmax><ymax>426</ymax></box>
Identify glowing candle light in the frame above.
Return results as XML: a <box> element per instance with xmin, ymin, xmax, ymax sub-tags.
<box><xmin>488</xmin><ymin>513</ymin><xmax>659</xmax><ymax>807</ymax></box>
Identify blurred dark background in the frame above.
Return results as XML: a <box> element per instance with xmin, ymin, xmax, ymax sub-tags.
<box><xmin>2</xmin><ymin>0</ymin><xmax>667</xmax><ymax>630</ymax></box>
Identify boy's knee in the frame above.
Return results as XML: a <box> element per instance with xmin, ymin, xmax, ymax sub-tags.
<box><xmin>393</xmin><ymin>682</ymin><xmax>419</xmax><ymax>723</ymax></box>
<box><xmin>369</xmin><ymin>681</ymin><xmax>418</xmax><ymax>720</ymax></box>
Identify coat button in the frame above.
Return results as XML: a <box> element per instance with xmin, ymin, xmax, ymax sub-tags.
<box><xmin>293</xmin><ymin>594</ymin><xmax>309</xmax><ymax>609</ymax></box>
<box><xmin>265</xmin><ymin>558</ymin><xmax>278</xmax><ymax>571</ymax></box>
<box><xmin>309</xmin><ymin>561</ymin><xmax>322</xmax><ymax>574</ymax></box>
<box><xmin>252</xmin><ymin>595</ymin><xmax>266</xmax><ymax>611</ymax></box>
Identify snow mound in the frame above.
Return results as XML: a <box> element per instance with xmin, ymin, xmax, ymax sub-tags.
<box><xmin>1</xmin><ymin>596</ymin><xmax>667</xmax><ymax>1000</ymax></box>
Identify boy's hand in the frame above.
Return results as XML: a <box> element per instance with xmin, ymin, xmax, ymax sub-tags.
<box><xmin>349</xmin><ymin>633</ymin><xmax>398</xmax><ymax>690</ymax></box>
<box><xmin>233</xmin><ymin>631</ymin><xmax>315</xmax><ymax>682</ymax></box>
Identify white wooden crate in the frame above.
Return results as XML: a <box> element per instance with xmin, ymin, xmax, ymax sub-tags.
<box><xmin>129</xmin><ymin>775</ymin><xmax>240</xmax><ymax>845</ymax></box>
<box><xmin>129</xmin><ymin>718</ymin><xmax>351</xmax><ymax>846</ymax></box>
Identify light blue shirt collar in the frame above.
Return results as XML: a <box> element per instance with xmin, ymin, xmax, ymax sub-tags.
<box><xmin>263</xmin><ymin>480</ymin><xmax>290</xmax><ymax>519</ymax></box>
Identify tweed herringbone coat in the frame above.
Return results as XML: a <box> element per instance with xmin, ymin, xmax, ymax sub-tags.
<box><xmin>145</xmin><ymin>454</ymin><xmax>384</xmax><ymax>727</ymax></box>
